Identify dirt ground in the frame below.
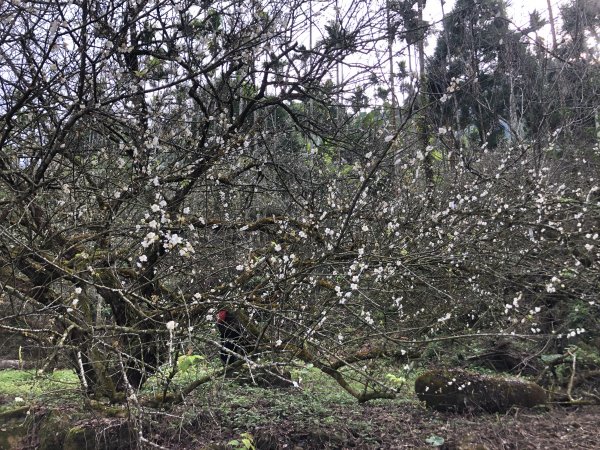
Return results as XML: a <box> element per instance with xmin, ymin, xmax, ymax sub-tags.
<box><xmin>2</xmin><ymin>366</ymin><xmax>599</xmax><ymax>449</ymax></box>
<box><xmin>2</xmin><ymin>388</ymin><xmax>599</xmax><ymax>449</ymax></box>
<box><xmin>364</xmin><ymin>404</ymin><xmax>600</xmax><ymax>449</ymax></box>
<box><xmin>157</xmin><ymin>402</ymin><xmax>600</xmax><ymax>449</ymax></box>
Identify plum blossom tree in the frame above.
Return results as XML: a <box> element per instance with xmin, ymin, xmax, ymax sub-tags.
<box><xmin>0</xmin><ymin>0</ymin><xmax>598</xmax><ymax>417</ymax></box>
<box><xmin>0</xmin><ymin>0</ymin><xmax>402</xmax><ymax>400</ymax></box>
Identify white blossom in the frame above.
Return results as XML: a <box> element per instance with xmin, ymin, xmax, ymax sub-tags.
<box><xmin>179</xmin><ymin>242</ymin><xmax>195</xmax><ymax>257</ymax></box>
<box><xmin>167</xmin><ymin>234</ymin><xmax>183</xmax><ymax>247</ymax></box>
<box><xmin>437</xmin><ymin>313</ymin><xmax>451</xmax><ymax>323</ymax></box>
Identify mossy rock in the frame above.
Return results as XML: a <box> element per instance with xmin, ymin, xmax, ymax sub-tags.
<box><xmin>0</xmin><ymin>406</ymin><xmax>29</xmax><ymax>422</ymax></box>
<box><xmin>62</xmin><ymin>420</ymin><xmax>131</xmax><ymax>450</ymax></box>
<box><xmin>38</xmin><ymin>409</ymin><xmax>86</xmax><ymax>450</ymax></box>
<box><xmin>31</xmin><ymin>408</ymin><xmax>131</xmax><ymax>450</ymax></box>
<box><xmin>415</xmin><ymin>369</ymin><xmax>546</xmax><ymax>413</ymax></box>
<box><xmin>0</xmin><ymin>406</ymin><xmax>31</xmax><ymax>449</ymax></box>
<box><xmin>0</xmin><ymin>424</ymin><xmax>28</xmax><ymax>450</ymax></box>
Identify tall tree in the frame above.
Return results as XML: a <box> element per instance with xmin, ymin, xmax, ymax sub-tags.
<box><xmin>427</xmin><ymin>0</ymin><xmax>517</xmax><ymax>147</ymax></box>
<box><xmin>0</xmin><ymin>0</ymin><xmax>392</xmax><ymax>399</ymax></box>
<box><xmin>1</xmin><ymin>2</ymin><xmax>597</xmax><ymax>431</ymax></box>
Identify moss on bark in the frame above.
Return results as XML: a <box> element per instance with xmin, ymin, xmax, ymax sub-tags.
<box><xmin>415</xmin><ymin>369</ymin><xmax>546</xmax><ymax>413</ymax></box>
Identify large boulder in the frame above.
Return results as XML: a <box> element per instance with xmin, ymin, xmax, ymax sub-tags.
<box><xmin>415</xmin><ymin>369</ymin><xmax>546</xmax><ymax>413</ymax></box>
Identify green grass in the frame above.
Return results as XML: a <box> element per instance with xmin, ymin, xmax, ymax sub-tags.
<box><xmin>0</xmin><ymin>361</ymin><xmax>421</xmax><ymax>448</ymax></box>
<box><xmin>0</xmin><ymin>369</ymin><xmax>79</xmax><ymax>403</ymax></box>
<box><xmin>0</xmin><ymin>359</ymin><xmax>418</xmax><ymax>430</ymax></box>
<box><xmin>158</xmin><ymin>360</ymin><xmax>419</xmax><ymax>437</ymax></box>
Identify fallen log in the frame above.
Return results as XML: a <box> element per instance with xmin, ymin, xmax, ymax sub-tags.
<box><xmin>0</xmin><ymin>360</ymin><xmax>22</xmax><ymax>370</ymax></box>
<box><xmin>415</xmin><ymin>369</ymin><xmax>546</xmax><ymax>413</ymax></box>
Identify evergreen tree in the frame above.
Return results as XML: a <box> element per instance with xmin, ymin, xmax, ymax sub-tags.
<box><xmin>427</xmin><ymin>0</ymin><xmax>523</xmax><ymax>147</ymax></box>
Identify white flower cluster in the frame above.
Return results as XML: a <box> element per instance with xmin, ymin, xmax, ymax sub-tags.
<box><xmin>566</xmin><ymin>328</ymin><xmax>585</xmax><ymax>339</ymax></box>
<box><xmin>361</xmin><ymin>309</ymin><xmax>374</xmax><ymax>326</ymax></box>
<box><xmin>504</xmin><ymin>292</ymin><xmax>522</xmax><ymax>314</ymax></box>
<box><xmin>437</xmin><ymin>313</ymin><xmax>451</xmax><ymax>323</ymax></box>
<box><xmin>545</xmin><ymin>276</ymin><xmax>563</xmax><ymax>293</ymax></box>
<box><xmin>440</xmin><ymin>76</ymin><xmax>463</xmax><ymax>103</ymax></box>
<box><xmin>138</xmin><ymin>195</ymin><xmax>196</xmax><ymax>263</ymax></box>
<box><xmin>141</xmin><ymin>231</ymin><xmax>159</xmax><ymax>248</ymax></box>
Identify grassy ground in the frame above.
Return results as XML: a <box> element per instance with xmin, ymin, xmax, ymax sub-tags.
<box><xmin>1</xmin><ymin>363</ymin><xmax>599</xmax><ymax>449</ymax></box>
<box><xmin>0</xmin><ymin>368</ymin><xmax>79</xmax><ymax>410</ymax></box>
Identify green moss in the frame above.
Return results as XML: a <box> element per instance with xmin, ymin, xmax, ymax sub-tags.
<box><xmin>0</xmin><ymin>405</ymin><xmax>29</xmax><ymax>421</ymax></box>
<box><xmin>63</xmin><ymin>426</ymin><xmax>91</xmax><ymax>450</ymax></box>
<box><xmin>38</xmin><ymin>410</ymin><xmax>72</xmax><ymax>450</ymax></box>
<box><xmin>415</xmin><ymin>369</ymin><xmax>547</xmax><ymax>413</ymax></box>
<box><xmin>0</xmin><ymin>407</ymin><xmax>30</xmax><ymax>449</ymax></box>
<box><xmin>0</xmin><ymin>426</ymin><xmax>28</xmax><ymax>450</ymax></box>
<box><xmin>0</xmin><ymin>369</ymin><xmax>79</xmax><ymax>400</ymax></box>
<box><xmin>62</xmin><ymin>422</ymin><xmax>131</xmax><ymax>450</ymax></box>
